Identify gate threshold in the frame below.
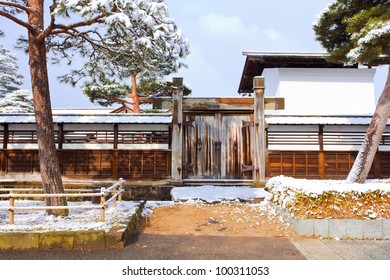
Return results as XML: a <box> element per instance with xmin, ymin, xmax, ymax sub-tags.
<box><xmin>182</xmin><ymin>179</ymin><xmax>254</xmax><ymax>186</ymax></box>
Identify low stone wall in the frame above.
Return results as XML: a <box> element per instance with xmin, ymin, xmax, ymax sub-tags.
<box><xmin>0</xmin><ymin>203</ymin><xmax>144</xmax><ymax>250</ymax></box>
<box><xmin>273</xmin><ymin>203</ymin><xmax>390</xmax><ymax>239</ymax></box>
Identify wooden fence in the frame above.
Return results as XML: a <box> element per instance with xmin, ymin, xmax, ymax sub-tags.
<box><xmin>0</xmin><ymin>150</ymin><xmax>171</xmax><ymax>180</ymax></box>
<box><xmin>267</xmin><ymin>150</ymin><xmax>390</xmax><ymax>179</ymax></box>
<box><xmin>0</xmin><ymin>179</ymin><xmax>125</xmax><ymax>224</ymax></box>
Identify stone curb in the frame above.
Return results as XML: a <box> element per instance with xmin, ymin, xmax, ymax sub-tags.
<box><xmin>272</xmin><ymin>203</ymin><xmax>390</xmax><ymax>239</ymax></box>
<box><xmin>0</xmin><ymin>203</ymin><xmax>144</xmax><ymax>250</ymax></box>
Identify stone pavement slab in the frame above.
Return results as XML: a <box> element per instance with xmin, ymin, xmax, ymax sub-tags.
<box><xmin>291</xmin><ymin>238</ymin><xmax>390</xmax><ymax>260</ymax></box>
<box><xmin>0</xmin><ymin>234</ymin><xmax>305</xmax><ymax>260</ymax></box>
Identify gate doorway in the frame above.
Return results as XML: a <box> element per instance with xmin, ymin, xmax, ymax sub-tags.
<box><xmin>181</xmin><ymin>99</ymin><xmax>255</xmax><ymax>181</ymax></box>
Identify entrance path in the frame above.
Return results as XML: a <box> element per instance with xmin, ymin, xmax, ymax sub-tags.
<box><xmin>1</xmin><ymin>202</ymin><xmax>390</xmax><ymax>259</ymax></box>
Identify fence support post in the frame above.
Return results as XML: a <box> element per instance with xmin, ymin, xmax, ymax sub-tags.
<box><xmin>9</xmin><ymin>191</ymin><xmax>14</xmax><ymax>225</ymax></box>
<box><xmin>100</xmin><ymin>188</ymin><xmax>106</xmax><ymax>222</ymax></box>
<box><xmin>118</xmin><ymin>178</ymin><xmax>124</xmax><ymax>202</ymax></box>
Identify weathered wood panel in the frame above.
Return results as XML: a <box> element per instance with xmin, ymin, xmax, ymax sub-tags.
<box><xmin>267</xmin><ymin>152</ymin><xmax>319</xmax><ymax>178</ymax></box>
<box><xmin>117</xmin><ymin>151</ymin><xmax>171</xmax><ymax>179</ymax></box>
<box><xmin>183</xmin><ymin>98</ymin><xmax>254</xmax><ymax>112</ymax></box>
<box><xmin>183</xmin><ymin>112</ymin><xmax>254</xmax><ymax>180</ymax></box>
<box><xmin>379</xmin><ymin>153</ymin><xmax>390</xmax><ymax>178</ymax></box>
<box><xmin>266</xmin><ymin>151</ymin><xmax>383</xmax><ymax>179</ymax></box>
<box><xmin>6</xmin><ymin>150</ymin><xmax>40</xmax><ymax>174</ymax></box>
<box><xmin>1</xmin><ymin>150</ymin><xmax>170</xmax><ymax>180</ymax></box>
<box><xmin>183</xmin><ymin>114</ymin><xmax>216</xmax><ymax>179</ymax></box>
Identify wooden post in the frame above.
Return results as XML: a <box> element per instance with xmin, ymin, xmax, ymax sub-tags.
<box><xmin>57</xmin><ymin>123</ymin><xmax>63</xmax><ymax>150</ymax></box>
<box><xmin>112</xmin><ymin>124</ymin><xmax>119</xmax><ymax>179</ymax></box>
<box><xmin>100</xmin><ymin>188</ymin><xmax>106</xmax><ymax>222</ymax></box>
<box><xmin>9</xmin><ymin>191</ymin><xmax>14</xmax><ymax>225</ymax></box>
<box><xmin>318</xmin><ymin>125</ymin><xmax>325</xmax><ymax>179</ymax></box>
<box><xmin>253</xmin><ymin>77</ymin><xmax>266</xmax><ymax>183</ymax></box>
<box><xmin>118</xmin><ymin>178</ymin><xmax>124</xmax><ymax>202</ymax></box>
<box><xmin>374</xmin><ymin>152</ymin><xmax>381</xmax><ymax>178</ymax></box>
<box><xmin>171</xmin><ymin>78</ymin><xmax>183</xmax><ymax>182</ymax></box>
<box><xmin>1</xmin><ymin>124</ymin><xmax>8</xmax><ymax>176</ymax></box>
<box><xmin>3</xmin><ymin>123</ymin><xmax>8</xmax><ymax>150</ymax></box>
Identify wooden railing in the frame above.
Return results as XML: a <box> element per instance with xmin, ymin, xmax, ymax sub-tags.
<box><xmin>0</xmin><ymin>178</ymin><xmax>125</xmax><ymax>225</ymax></box>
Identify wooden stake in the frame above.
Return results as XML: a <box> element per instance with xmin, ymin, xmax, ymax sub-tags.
<box><xmin>9</xmin><ymin>191</ymin><xmax>14</xmax><ymax>225</ymax></box>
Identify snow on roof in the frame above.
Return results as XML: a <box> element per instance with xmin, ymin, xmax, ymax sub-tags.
<box><xmin>242</xmin><ymin>51</ymin><xmax>328</xmax><ymax>58</ymax></box>
<box><xmin>0</xmin><ymin>113</ymin><xmax>172</xmax><ymax>124</ymax></box>
<box><xmin>0</xmin><ymin>113</ymin><xmax>381</xmax><ymax>126</ymax></box>
<box><xmin>52</xmin><ymin>108</ymin><xmax>115</xmax><ymax>114</ymax></box>
<box><xmin>265</xmin><ymin>115</ymin><xmax>380</xmax><ymax>125</ymax></box>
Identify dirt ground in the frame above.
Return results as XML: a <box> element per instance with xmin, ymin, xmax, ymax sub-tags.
<box><xmin>139</xmin><ymin>202</ymin><xmax>298</xmax><ymax>238</ymax></box>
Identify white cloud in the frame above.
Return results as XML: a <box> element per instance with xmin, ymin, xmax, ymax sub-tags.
<box><xmin>199</xmin><ymin>12</ymin><xmax>282</xmax><ymax>43</ymax></box>
<box><xmin>263</xmin><ymin>28</ymin><xmax>282</xmax><ymax>42</ymax></box>
<box><xmin>169</xmin><ymin>45</ymin><xmax>226</xmax><ymax>97</ymax></box>
<box><xmin>200</xmin><ymin>12</ymin><xmax>245</xmax><ymax>36</ymax></box>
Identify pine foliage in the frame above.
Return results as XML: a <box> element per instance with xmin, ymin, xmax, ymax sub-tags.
<box><xmin>313</xmin><ymin>0</ymin><xmax>390</xmax><ymax>64</ymax></box>
<box><xmin>0</xmin><ymin>44</ymin><xmax>33</xmax><ymax>113</ymax></box>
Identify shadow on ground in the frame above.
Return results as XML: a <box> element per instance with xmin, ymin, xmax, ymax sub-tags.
<box><xmin>0</xmin><ymin>233</ymin><xmax>305</xmax><ymax>260</ymax></box>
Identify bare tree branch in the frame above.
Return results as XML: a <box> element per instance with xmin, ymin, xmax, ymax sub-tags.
<box><xmin>0</xmin><ymin>1</ymin><xmax>33</xmax><ymax>13</ymax></box>
<box><xmin>0</xmin><ymin>10</ymin><xmax>33</xmax><ymax>31</ymax></box>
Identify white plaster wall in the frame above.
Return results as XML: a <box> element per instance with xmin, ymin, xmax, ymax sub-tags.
<box><xmin>263</xmin><ymin>68</ymin><xmax>376</xmax><ymax>116</ymax></box>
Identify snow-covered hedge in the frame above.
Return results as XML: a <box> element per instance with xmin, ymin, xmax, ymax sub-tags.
<box><xmin>266</xmin><ymin>176</ymin><xmax>390</xmax><ymax>220</ymax></box>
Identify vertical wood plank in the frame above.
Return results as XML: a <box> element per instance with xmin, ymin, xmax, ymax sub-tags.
<box><xmin>318</xmin><ymin>151</ymin><xmax>325</xmax><ymax>179</ymax></box>
<box><xmin>374</xmin><ymin>152</ymin><xmax>381</xmax><ymax>178</ymax></box>
<box><xmin>171</xmin><ymin>78</ymin><xmax>183</xmax><ymax>181</ymax></box>
<box><xmin>254</xmin><ymin>89</ymin><xmax>266</xmax><ymax>182</ymax></box>
<box><xmin>2</xmin><ymin>123</ymin><xmax>9</xmax><ymax>175</ymax></box>
<box><xmin>58</xmin><ymin>123</ymin><xmax>63</xmax><ymax>150</ymax></box>
<box><xmin>112</xmin><ymin>150</ymin><xmax>118</xmax><ymax>179</ymax></box>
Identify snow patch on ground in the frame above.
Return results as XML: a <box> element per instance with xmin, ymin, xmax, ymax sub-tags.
<box><xmin>171</xmin><ymin>186</ymin><xmax>269</xmax><ymax>203</ymax></box>
<box><xmin>0</xmin><ymin>201</ymin><xmax>141</xmax><ymax>233</ymax></box>
<box><xmin>266</xmin><ymin>176</ymin><xmax>390</xmax><ymax>219</ymax></box>
<box><xmin>141</xmin><ymin>201</ymin><xmax>175</xmax><ymax>217</ymax></box>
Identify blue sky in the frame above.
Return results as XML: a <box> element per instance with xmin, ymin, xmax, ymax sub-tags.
<box><xmin>0</xmin><ymin>0</ymin><xmax>387</xmax><ymax>108</ymax></box>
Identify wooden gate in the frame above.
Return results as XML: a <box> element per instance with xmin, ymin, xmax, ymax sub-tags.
<box><xmin>181</xmin><ymin>99</ymin><xmax>255</xmax><ymax>180</ymax></box>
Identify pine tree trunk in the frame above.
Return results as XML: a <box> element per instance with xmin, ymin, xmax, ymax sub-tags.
<box><xmin>27</xmin><ymin>0</ymin><xmax>68</xmax><ymax>216</ymax></box>
<box><xmin>131</xmin><ymin>74</ymin><xmax>141</xmax><ymax>113</ymax></box>
<box><xmin>347</xmin><ymin>65</ymin><xmax>390</xmax><ymax>183</ymax></box>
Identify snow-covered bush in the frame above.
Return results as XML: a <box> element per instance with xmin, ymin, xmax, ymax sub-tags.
<box><xmin>266</xmin><ymin>176</ymin><xmax>390</xmax><ymax>220</ymax></box>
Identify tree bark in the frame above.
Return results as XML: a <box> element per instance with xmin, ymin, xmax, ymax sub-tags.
<box><xmin>131</xmin><ymin>74</ymin><xmax>141</xmax><ymax>113</ymax></box>
<box><xmin>347</xmin><ymin>65</ymin><xmax>390</xmax><ymax>183</ymax></box>
<box><xmin>27</xmin><ymin>0</ymin><xmax>68</xmax><ymax>216</ymax></box>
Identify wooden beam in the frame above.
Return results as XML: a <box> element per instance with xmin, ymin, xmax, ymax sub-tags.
<box><xmin>183</xmin><ymin>98</ymin><xmax>254</xmax><ymax>112</ymax></box>
<box><xmin>171</xmin><ymin>78</ymin><xmax>183</xmax><ymax>182</ymax></box>
<box><xmin>254</xmin><ymin>90</ymin><xmax>266</xmax><ymax>182</ymax></box>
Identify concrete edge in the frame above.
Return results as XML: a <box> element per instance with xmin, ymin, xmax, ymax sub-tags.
<box><xmin>0</xmin><ymin>202</ymin><xmax>144</xmax><ymax>250</ymax></box>
<box><xmin>271</xmin><ymin>203</ymin><xmax>389</xmax><ymax>240</ymax></box>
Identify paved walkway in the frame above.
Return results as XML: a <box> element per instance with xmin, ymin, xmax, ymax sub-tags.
<box><xmin>291</xmin><ymin>238</ymin><xmax>390</xmax><ymax>260</ymax></box>
<box><xmin>0</xmin><ymin>234</ymin><xmax>305</xmax><ymax>260</ymax></box>
<box><xmin>1</xmin><ymin>233</ymin><xmax>390</xmax><ymax>260</ymax></box>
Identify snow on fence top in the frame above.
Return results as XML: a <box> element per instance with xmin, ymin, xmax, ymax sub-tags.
<box><xmin>0</xmin><ymin>113</ymin><xmax>172</xmax><ymax>124</ymax></box>
<box><xmin>0</xmin><ymin>113</ymin><xmax>383</xmax><ymax>126</ymax></box>
<box><xmin>265</xmin><ymin>115</ymin><xmax>385</xmax><ymax>125</ymax></box>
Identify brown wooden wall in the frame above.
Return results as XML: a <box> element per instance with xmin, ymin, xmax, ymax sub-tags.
<box><xmin>0</xmin><ymin>149</ymin><xmax>171</xmax><ymax>180</ymax></box>
<box><xmin>266</xmin><ymin>151</ymin><xmax>390</xmax><ymax>179</ymax></box>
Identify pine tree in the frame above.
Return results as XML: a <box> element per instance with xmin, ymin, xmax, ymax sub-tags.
<box><xmin>58</xmin><ymin>0</ymin><xmax>190</xmax><ymax>113</ymax></box>
<box><xmin>0</xmin><ymin>44</ymin><xmax>34</xmax><ymax>113</ymax></box>
<box><xmin>0</xmin><ymin>0</ymin><xmax>188</xmax><ymax>216</ymax></box>
<box><xmin>0</xmin><ymin>90</ymin><xmax>34</xmax><ymax>113</ymax></box>
<box><xmin>314</xmin><ymin>0</ymin><xmax>390</xmax><ymax>183</ymax></box>
<box><xmin>0</xmin><ymin>43</ymin><xmax>24</xmax><ymax>98</ymax></box>
<box><xmin>83</xmin><ymin>77</ymin><xmax>192</xmax><ymax>109</ymax></box>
